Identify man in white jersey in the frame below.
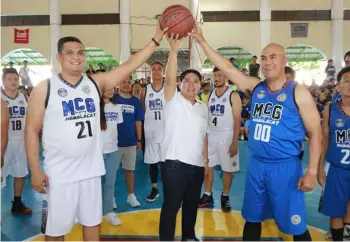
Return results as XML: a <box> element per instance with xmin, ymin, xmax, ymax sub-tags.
<box><xmin>140</xmin><ymin>61</ymin><xmax>164</xmax><ymax>202</ymax></box>
<box><xmin>1</xmin><ymin>98</ymin><xmax>9</xmax><ymax>188</ymax></box>
<box><xmin>1</xmin><ymin>69</ymin><xmax>32</xmax><ymax>214</ymax></box>
<box><xmin>25</xmin><ymin>23</ymin><xmax>167</xmax><ymax>240</ymax></box>
<box><xmin>199</xmin><ymin>67</ymin><xmax>242</xmax><ymax>212</ymax></box>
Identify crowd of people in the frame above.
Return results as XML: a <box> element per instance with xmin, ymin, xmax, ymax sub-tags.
<box><xmin>1</xmin><ymin>21</ymin><xmax>350</xmax><ymax>242</ymax></box>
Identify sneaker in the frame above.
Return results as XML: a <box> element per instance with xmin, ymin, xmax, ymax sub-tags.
<box><xmin>199</xmin><ymin>194</ymin><xmax>213</xmax><ymax>207</ymax></box>
<box><xmin>105</xmin><ymin>212</ymin><xmax>121</xmax><ymax>226</ymax></box>
<box><xmin>127</xmin><ymin>194</ymin><xmax>140</xmax><ymax>207</ymax></box>
<box><xmin>112</xmin><ymin>199</ymin><xmax>117</xmax><ymax>209</ymax></box>
<box><xmin>324</xmin><ymin>231</ymin><xmax>332</xmax><ymax>240</ymax></box>
<box><xmin>221</xmin><ymin>194</ymin><xmax>231</xmax><ymax>212</ymax></box>
<box><xmin>146</xmin><ymin>187</ymin><xmax>159</xmax><ymax>202</ymax></box>
<box><xmin>344</xmin><ymin>225</ymin><xmax>350</xmax><ymax>241</ymax></box>
<box><xmin>11</xmin><ymin>201</ymin><xmax>32</xmax><ymax>214</ymax></box>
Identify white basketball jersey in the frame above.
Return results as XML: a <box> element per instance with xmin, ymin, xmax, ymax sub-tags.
<box><xmin>144</xmin><ymin>84</ymin><xmax>164</xmax><ymax>143</ymax></box>
<box><xmin>101</xmin><ymin>102</ymin><xmax>123</xmax><ymax>154</ymax></box>
<box><xmin>208</xmin><ymin>87</ymin><xmax>234</xmax><ymax>131</ymax></box>
<box><xmin>42</xmin><ymin>74</ymin><xmax>105</xmax><ymax>184</ymax></box>
<box><xmin>1</xmin><ymin>91</ymin><xmax>27</xmax><ymax>140</ymax></box>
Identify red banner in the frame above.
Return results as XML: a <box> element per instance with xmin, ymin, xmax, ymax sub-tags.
<box><xmin>14</xmin><ymin>28</ymin><xmax>29</xmax><ymax>44</ymax></box>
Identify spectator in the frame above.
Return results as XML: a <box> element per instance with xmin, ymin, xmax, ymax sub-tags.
<box><xmin>325</xmin><ymin>59</ymin><xmax>336</xmax><ymax>78</ymax></box>
<box><xmin>86</xmin><ymin>64</ymin><xmax>96</xmax><ymax>76</ymax></box>
<box><xmin>249</xmin><ymin>56</ymin><xmax>260</xmax><ymax>77</ymax></box>
<box><xmin>229</xmin><ymin>57</ymin><xmax>239</xmax><ymax>69</ymax></box>
<box><xmin>114</xmin><ymin>75</ymin><xmax>144</xmax><ymax>208</ymax></box>
<box><xmin>19</xmin><ymin>61</ymin><xmax>34</xmax><ymax>89</ymax></box>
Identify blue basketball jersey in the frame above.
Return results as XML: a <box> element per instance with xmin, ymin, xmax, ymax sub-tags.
<box><xmin>326</xmin><ymin>102</ymin><xmax>350</xmax><ymax>169</ymax></box>
<box><xmin>332</xmin><ymin>91</ymin><xmax>342</xmax><ymax>103</ymax></box>
<box><xmin>248</xmin><ymin>80</ymin><xmax>306</xmax><ymax>161</ymax></box>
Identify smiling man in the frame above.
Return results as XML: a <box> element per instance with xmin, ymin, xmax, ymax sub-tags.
<box><xmin>25</xmin><ymin>21</ymin><xmax>166</xmax><ymax>241</ymax></box>
<box><xmin>190</xmin><ymin>25</ymin><xmax>322</xmax><ymax>241</ymax></box>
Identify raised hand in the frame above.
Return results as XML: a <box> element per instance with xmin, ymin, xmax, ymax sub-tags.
<box><xmin>188</xmin><ymin>23</ymin><xmax>206</xmax><ymax>45</ymax></box>
<box><xmin>166</xmin><ymin>33</ymin><xmax>184</xmax><ymax>52</ymax></box>
<box><xmin>154</xmin><ymin>20</ymin><xmax>168</xmax><ymax>43</ymax></box>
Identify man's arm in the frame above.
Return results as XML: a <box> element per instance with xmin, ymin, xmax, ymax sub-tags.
<box><xmin>295</xmin><ymin>84</ymin><xmax>322</xmax><ymax>175</ymax></box>
<box><xmin>1</xmin><ymin>99</ymin><xmax>9</xmax><ymax>168</ymax></box>
<box><xmin>230</xmin><ymin>92</ymin><xmax>242</xmax><ymax>156</ymax></box>
<box><xmin>25</xmin><ymin>81</ymin><xmax>47</xmax><ymax>174</ymax></box>
<box><xmin>164</xmin><ymin>35</ymin><xmax>183</xmax><ymax>102</ymax></box>
<box><xmin>140</xmin><ymin>87</ymin><xmax>146</xmax><ymax>113</ymax></box>
<box><xmin>188</xmin><ymin>26</ymin><xmax>260</xmax><ymax>93</ymax></box>
<box><xmin>318</xmin><ymin>105</ymin><xmax>330</xmax><ymax>186</ymax></box>
<box><xmin>93</xmin><ymin>22</ymin><xmax>167</xmax><ymax>91</ymax></box>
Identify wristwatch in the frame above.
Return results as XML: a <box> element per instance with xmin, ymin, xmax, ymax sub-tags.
<box><xmin>137</xmin><ymin>139</ymin><xmax>142</xmax><ymax>143</ymax></box>
<box><xmin>204</xmin><ymin>158</ymin><xmax>209</xmax><ymax>164</ymax></box>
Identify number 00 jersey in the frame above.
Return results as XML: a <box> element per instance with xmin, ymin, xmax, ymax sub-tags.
<box><xmin>1</xmin><ymin>91</ymin><xmax>27</xmax><ymax>140</ymax></box>
<box><xmin>326</xmin><ymin>102</ymin><xmax>350</xmax><ymax>170</ymax></box>
<box><xmin>208</xmin><ymin>87</ymin><xmax>234</xmax><ymax>131</ymax></box>
<box><xmin>42</xmin><ymin>74</ymin><xmax>105</xmax><ymax>184</ymax></box>
<box><xmin>248</xmin><ymin>80</ymin><xmax>306</xmax><ymax>161</ymax></box>
<box><xmin>144</xmin><ymin>84</ymin><xmax>164</xmax><ymax>143</ymax></box>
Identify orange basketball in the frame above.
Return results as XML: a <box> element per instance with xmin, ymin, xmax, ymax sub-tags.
<box><xmin>159</xmin><ymin>4</ymin><xmax>195</xmax><ymax>39</ymax></box>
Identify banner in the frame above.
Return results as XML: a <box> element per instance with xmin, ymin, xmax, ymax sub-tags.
<box><xmin>14</xmin><ymin>28</ymin><xmax>29</xmax><ymax>43</ymax></box>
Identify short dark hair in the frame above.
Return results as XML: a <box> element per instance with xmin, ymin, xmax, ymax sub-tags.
<box><xmin>252</xmin><ymin>55</ymin><xmax>257</xmax><ymax>59</ymax></box>
<box><xmin>229</xmin><ymin>57</ymin><xmax>235</xmax><ymax>61</ymax></box>
<box><xmin>344</xmin><ymin>51</ymin><xmax>350</xmax><ymax>61</ymax></box>
<box><xmin>179</xmin><ymin>69</ymin><xmax>202</xmax><ymax>82</ymax></box>
<box><xmin>337</xmin><ymin>66</ymin><xmax>350</xmax><ymax>82</ymax></box>
<box><xmin>151</xmin><ymin>61</ymin><xmax>164</xmax><ymax>69</ymax></box>
<box><xmin>328</xmin><ymin>59</ymin><xmax>333</xmax><ymax>63</ymax></box>
<box><xmin>285</xmin><ymin>66</ymin><xmax>295</xmax><ymax>74</ymax></box>
<box><xmin>57</xmin><ymin>36</ymin><xmax>84</xmax><ymax>53</ymax></box>
<box><xmin>213</xmin><ymin>67</ymin><xmax>220</xmax><ymax>73</ymax></box>
<box><xmin>2</xmin><ymin>68</ymin><xmax>19</xmax><ymax>82</ymax></box>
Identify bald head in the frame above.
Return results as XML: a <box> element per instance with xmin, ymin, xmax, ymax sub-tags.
<box><xmin>260</xmin><ymin>43</ymin><xmax>288</xmax><ymax>81</ymax></box>
<box><xmin>262</xmin><ymin>43</ymin><xmax>286</xmax><ymax>57</ymax></box>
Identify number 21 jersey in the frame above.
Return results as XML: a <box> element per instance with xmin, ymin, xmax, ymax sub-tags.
<box><xmin>144</xmin><ymin>84</ymin><xmax>164</xmax><ymax>143</ymax></box>
<box><xmin>248</xmin><ymin>80</ymin><xmax>306</xmax><ymax>161</ymax></box>
<box><xmin>42</xmin><ymin>74</ymin><xmax>105</xmax><ymax>184</ymax></box>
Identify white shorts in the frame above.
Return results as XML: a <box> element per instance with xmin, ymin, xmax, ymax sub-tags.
<box><xmin>144</xmin><ymin>143</ymin><xmax>161</xmax><ymax>164</ymax></box>
<box><xmin>3</xmin><ymin>139</ymin><xmax>28</xmax><ymax>178</ymax></box>
<box><xmin>208</xmin><ymin>131</ymin><xmax>240</xmax><ymax>173</ymax></box>
<box><xmin>42</xmin><ymin>176</ymin><xmax>102</xmax><ymax>237</ymax></box>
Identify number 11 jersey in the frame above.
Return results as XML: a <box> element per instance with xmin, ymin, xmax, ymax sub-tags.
<box><xmin>42</xmin><ymin>74</ymin><xmax>105</xmax><ymax>184</ymax></box>
<box><xmin>248</xmin><ymin>80</ymin><xmax>306</xmax><ymax>161</ymax></box>
<box><xmin>144</xmin><ymin>84</ymin><xmax>164</xmax><ymax>144</ymax></box>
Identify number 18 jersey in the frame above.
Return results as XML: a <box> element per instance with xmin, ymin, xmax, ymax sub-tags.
<box><xmin>248</xmin><ymin>80</ymin><xmax>306</xmax><ymax>161</ymax></box>
<box><xmin>42</xmin><ymin>74</ymin><xmax>105</xmax><ymax>184</ymax></box>
<box><xmin>144</xmin><ymin>84</ymin><xmax>164</xmax><ymax>143</ymax></box>
<box><xmin>326</xmin><ymin>102</ymin><xmax>350</xmax><ymax>169</ymax></box>
<box><xmin>1</xmin><ymin>91</ymin><xmax>27</xmax><ymax>140</ymax></box>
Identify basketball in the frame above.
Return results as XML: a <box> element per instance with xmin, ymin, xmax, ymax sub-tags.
<box><xmin>159</xmin><ymin>4</ymin><xmax>195</xmax><ymax>39</ymax></box>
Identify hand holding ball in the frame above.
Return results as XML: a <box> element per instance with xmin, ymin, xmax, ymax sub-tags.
<box><xmin>159</xmin><ymin>5</ymin><xmax>195</xmax><ymax>39</ymax></box>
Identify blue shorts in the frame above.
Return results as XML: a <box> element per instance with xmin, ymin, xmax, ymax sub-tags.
<box><xmin>319</xmin><ymin>163</ymin><xmax>350</xmax><ymax>218</ymax></box>
<box><xmin>241</xmin><ymin>156</ymin><xmax>307</xmax><ymax>235</ymax></box>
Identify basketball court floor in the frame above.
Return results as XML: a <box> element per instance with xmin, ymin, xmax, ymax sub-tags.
<box><xmin>1</xmin><ymin>141</ymin><xmax>328</xmax><ymax>241</ymax></box>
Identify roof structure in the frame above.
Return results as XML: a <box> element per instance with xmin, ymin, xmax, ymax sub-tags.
<box><xmin>1</xmin><ymin>47</ymin><xmax>118</xmax><ymax>66</ymax></box>
<box><xmin>202</xmin><ymin>44</ymin><xmax>327</xmax><ymax>68</ymax></box>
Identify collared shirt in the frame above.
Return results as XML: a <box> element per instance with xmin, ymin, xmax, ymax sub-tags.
<box><xmin>161</xmin><ymin>90</ymin><xmax>209</xmax><ymax>167</ymax></box>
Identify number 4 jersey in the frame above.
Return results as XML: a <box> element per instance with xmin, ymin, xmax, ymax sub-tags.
<box><xmin>248</xmin><ymin>80</ymin><xmax>306</xmax><ymax>161</ymax></box>
<box><xmin>326</xmin><ymin>102</ymin><xmax>350</xmax><ymax>169</ymax></box>
<box><xmin>144</xmin><ymin>84</ymin><xmax>164</xmax><ymax>143</ymax></box>
<box><xmin>1</xmin><ymin>91</ymin><xmax>27</xmax><ymax>140</ymax></box>
<box><xmin>42</xmin><ymin>74</ymin><xmax>105</xmax><ymax>184</ymax></box>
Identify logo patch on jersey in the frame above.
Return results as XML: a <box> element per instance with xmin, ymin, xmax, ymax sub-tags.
<box><xmin>58</xmin><ymin>88</ymin><xmax>67</xmax><ymax>97</ymax></box>
<box><xmin>211</xmin><ymin>98</ymin><xmax>215</xmax><ymax>103</ymax></box>
<box><xmin>291</xmin><ymin>215</ymin><xmax>301</xmax><ymax>225</ymax></box>
<box><xmin>82</xmin><ymin>86</ymin><xmax>91</xmax><ymax>94</ymax></box>
<box><xmin>149</xmin><ymin>93</ymin><xmax>154</xmax><ymax>98</ymax></box>
<box><xmin>257</xmin><ymin>90</ymin><xmax>265</xmax><ymax>99</ymax></box>
<box><xmin>277</xmin><ymin>93</ymin><xmax>287</xmax><ymax>102</ymax></box>
<box><xmin>222</xmin><ymin>97</ymin><xmax>227</xmax><ymax>103</ymax></box>
<box><xmin>336</xmin><ymin>119</ymin><xmax>345</xmax><ymax>128</ymax></box>
<box><xmin>18</xmin><ymin>100</ymin><xmax>25</xmax><ymax>105</ymax></box>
